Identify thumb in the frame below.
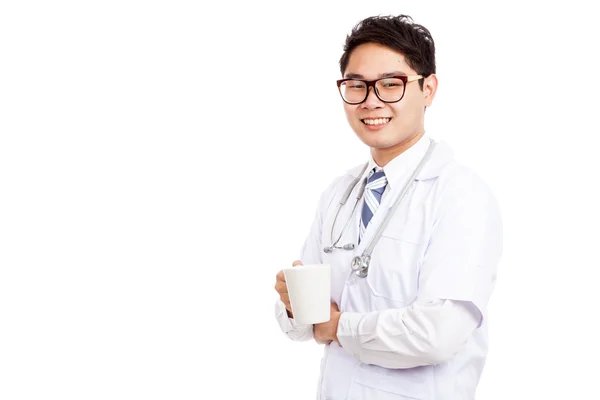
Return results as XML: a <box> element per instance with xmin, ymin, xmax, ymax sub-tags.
<box><xmin>292</xmin><ymin>260</ymin><xmax>303</xmax><ymax>267</ymax></box>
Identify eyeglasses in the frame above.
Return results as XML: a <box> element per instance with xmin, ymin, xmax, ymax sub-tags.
<box><xmin>336</xmin><ymin>75</ymin><xmax>423</xmax><ymax>105</ymax></box>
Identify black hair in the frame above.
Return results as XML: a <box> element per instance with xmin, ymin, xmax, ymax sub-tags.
<box><xmin>339</xmin><ymin>15</ymin><xmax>436</xmax><ymax>90</ymax></box>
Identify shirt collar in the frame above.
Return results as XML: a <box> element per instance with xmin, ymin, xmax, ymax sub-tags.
<box><xmin>346</xmin><ymin>132</ymin><xmax>455</xmax><ymax>185</ymax></box>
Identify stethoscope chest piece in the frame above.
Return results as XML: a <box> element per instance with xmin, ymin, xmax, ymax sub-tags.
<box><xmin>351</xmin><ymin>255</ymin><xmax>370</xmax><ymax>277</ymax></box>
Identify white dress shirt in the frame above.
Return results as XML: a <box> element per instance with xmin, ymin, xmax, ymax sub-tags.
<box><xmin>275</xmin><ymin>134</ymin><xmax>503</xmax><ymax>399</ymax></box>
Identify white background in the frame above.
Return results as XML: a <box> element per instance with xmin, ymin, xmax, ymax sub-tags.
<box><xmin>1</xmin><ymin>1</ymin><xmax>599</xmax><ymax>399</ymax></box>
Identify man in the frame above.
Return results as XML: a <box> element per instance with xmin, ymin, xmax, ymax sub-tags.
<box><xmin>274</xmin><ymin>14</ymin><xmax>502</xmax><ymax>400</ymax></box>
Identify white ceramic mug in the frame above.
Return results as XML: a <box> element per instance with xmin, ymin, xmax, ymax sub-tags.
<box><xmin>283</xmin><ymin>263</ymin><xmax>331</xmax><ymax>325</ymax></box>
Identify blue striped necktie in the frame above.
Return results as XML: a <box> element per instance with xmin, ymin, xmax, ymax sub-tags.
<box><xmin>359</xmin><ymin>168</ymin><xmax>388</xmax><ymax>243</ymax></box>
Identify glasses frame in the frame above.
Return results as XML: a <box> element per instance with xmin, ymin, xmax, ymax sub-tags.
<box><xmin>336</xmin><ymin>75</ymin><xmax>423</xmax><ymax>105</ymax></box>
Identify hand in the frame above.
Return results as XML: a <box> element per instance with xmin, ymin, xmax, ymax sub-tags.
<box><xmin>313</xmin><ymin>302</ymin><xmax>342</xmax><ymax>345</ymax></box>
<box><xmin>274</xmin><ymin>260</ymin><xmax>304</xmax><ymax>317</ymax></box>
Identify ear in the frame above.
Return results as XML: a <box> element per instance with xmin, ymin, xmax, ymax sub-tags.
<box><xmin>423</xmin><ymin>74</ymin><xmax>438</xmax><ymax>107</ymax></box>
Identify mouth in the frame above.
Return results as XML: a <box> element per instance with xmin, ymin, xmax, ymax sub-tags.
<box><xmin>361</xmin><ymin>117</ymin><xmax>392</xmax><ymax>129</ymax></box>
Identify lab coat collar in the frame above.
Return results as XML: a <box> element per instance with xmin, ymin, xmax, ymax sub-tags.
<box><xmin>346</xmin><ymin>133</ymin><xmax>454</xmax><ymax>183</ymax></box>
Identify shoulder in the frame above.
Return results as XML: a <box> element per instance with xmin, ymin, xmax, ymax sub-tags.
<box><xmin>441</xmin><ymin>162</ymin><xmax>492</xmax><ymax>192</ymax></box>
<box><xmin>425</xmin><ymin>141</ymin><xmax>495</xmax><ymax>194</ymax></box>
<box><xmin>433</xmin><ymin>158</ymin><xmax>501</xmax><ymax>223</ymax></box>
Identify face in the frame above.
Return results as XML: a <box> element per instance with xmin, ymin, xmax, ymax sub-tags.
<box><xmin>341</xmin><ymin>42</ymin><xmax>437</xmax><ymax>164</ymax></box>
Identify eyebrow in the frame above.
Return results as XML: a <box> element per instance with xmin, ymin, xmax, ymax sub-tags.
<box><xmin>344</xmin><ymin>71</ymin><xmax>407</xmax><ymax>79</ymax></box>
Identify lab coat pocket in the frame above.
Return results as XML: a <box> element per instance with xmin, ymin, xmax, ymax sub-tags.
<box><xmin>365</xmin><ymin>220</ymin><xmax>425</xmax><ymax>304</ymax></box>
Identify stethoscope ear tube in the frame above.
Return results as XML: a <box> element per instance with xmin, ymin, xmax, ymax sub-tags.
<box><xmin>323</xmin><ymin>242</ymin><xmax>356</xmax><ymax>253</ymax></box>
<box><xmin>326</xmin><ymin>163</ymin><xmax>370</xmax><ymax>252</ymax></box>
<box><xmin>340</xmin><ymin>164</ymin><xmax>369</xmax><ymax>206</ymax></box>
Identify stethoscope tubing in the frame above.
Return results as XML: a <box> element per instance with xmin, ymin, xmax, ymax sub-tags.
<box><xmin>324</xmin><ymin>139</ymin><xmax>437</xmax><ymax>277</ymax></box>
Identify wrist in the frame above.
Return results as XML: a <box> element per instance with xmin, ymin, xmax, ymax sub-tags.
<box><xmin>331</xmin><ymin>311</ymin><xmax>342</xmax><ymax>343</ymax></box>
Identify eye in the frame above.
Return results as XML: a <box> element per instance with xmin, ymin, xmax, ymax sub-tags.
<box><xmin>377</xmin><ymin>78</ymin><xmax>405</xmax><ymax>92</ymax></box>
<box><xmin>349</xmin><ymin>83</ymin><xmax>365</xmax><ymax>89</ymax></box>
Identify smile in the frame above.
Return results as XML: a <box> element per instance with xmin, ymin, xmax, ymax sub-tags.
<box><xmin>361</xmin><ymin>118</ymin><xmax>391</xmax><ymax>126</ymax></box>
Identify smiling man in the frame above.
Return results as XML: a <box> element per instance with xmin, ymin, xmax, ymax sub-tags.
<box><xmin>274</xmin><ymin>15</ymin><xmax>503</xmax><ymax>400</ymax></box>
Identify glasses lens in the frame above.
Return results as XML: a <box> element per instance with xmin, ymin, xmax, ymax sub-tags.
<box><xmin>375</xmin><ymin>78</ymin><xmax>405</xmax><ymax>102</ymax></box>
<box><xmin>340</xmin><ymin>80</ymin><xmax>367</xmax><ymax>104</ymax></box>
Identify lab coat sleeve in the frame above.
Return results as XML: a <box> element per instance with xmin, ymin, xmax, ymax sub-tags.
<box><xmin>274</xmin><ymin>299</ymin><xmax>313</xmax><ymax>341</ymax></box>
<box><xmin>337</xmin><ymin>170</ymin><xmax>502</xmax><ymax>368</ymax></box>
<box><xmin>337</xmin><ymin>299</ymin><xmax>479</xmax><ymax>368</ymax></box>
<box><xmin>274</xmin><ymin>178</ymin><xmax>341</xmax><ymax>342</ymax></box>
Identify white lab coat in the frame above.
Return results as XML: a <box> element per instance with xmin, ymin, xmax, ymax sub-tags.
<box><xmin>275</xmin><ymin>135</ymin><xmax>503</xmax><ymax>399</ymax></box>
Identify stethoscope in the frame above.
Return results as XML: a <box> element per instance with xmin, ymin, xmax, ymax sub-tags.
<box><xmin>323</xmin><ymin>138</ymin><xmax>437</xmax><ymax>278</ymax></box>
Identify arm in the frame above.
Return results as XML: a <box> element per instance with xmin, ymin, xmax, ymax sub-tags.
<box><xmin>336</xmin><ymin>299</ymin><xmax>479</xmax><ymax>368</ymax></box>
<box><xmin>336</xmin><ymin>173</ymin><xmax>503</xmax><ymax>367</ymax></box>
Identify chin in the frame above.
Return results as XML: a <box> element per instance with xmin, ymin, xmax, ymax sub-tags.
<box><xmin>357</xmin><ymin>135</ymin><xmax>392</xmax><ymax>149</ymax></box>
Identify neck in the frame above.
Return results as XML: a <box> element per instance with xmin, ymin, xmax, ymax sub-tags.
<box><xmin>371</xmin><ymin>131</ymin><xmax>425</xmax><ymax>167</ymax></box>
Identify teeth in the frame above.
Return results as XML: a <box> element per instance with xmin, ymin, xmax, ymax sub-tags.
<box><xmin>363</xmin><ymin>118</ymin><xmax>390</xmax><ymax>125</ymax></box>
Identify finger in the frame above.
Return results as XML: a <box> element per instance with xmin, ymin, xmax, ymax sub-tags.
<box><xmin>280</xmin><ymin>293</ymin><xmax>290</xmax><ymax>304</ymax></box>
<box><xmin>274</xmin><ymin>281</ymin><xmax>288</xmax><ymax>295</ymax></box>
<box><xmin>292</xmin><ymin>260</ymin><xmax>303</xmax><ymax>267</ymax></box>
<box><xmin>276</xmin><ymin>270</ymin><xmax>285</xmax><ymax>282</ymax></box>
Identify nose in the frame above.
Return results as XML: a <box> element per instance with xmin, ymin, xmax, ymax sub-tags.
<box><xmin>362</xmin><ymin>86</ymin><xmax>384</xmax><ymax>109</ymax></box>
